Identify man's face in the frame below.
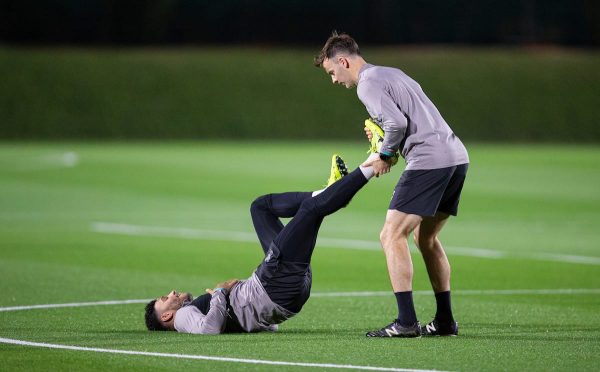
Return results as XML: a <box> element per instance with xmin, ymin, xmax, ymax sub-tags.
<box><xmin>154</xmin><ymin>290</ymin><xmax>191</xmax><ymax>315</ymax></box>
<box><xmin>323</xmin><ymin>56</ymin><xmax>355</xmax><ymax>89</ymax></box>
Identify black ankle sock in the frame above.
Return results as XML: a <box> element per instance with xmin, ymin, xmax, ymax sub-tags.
<box><xmin>434</xmin><ymin>291</ymin><xmax>454</xmax><ymax>323</ymax></box>
<box><xmin>394</xmin><ymin>291</ymin><xmax>418</xmax><ymax>326</ymax></box>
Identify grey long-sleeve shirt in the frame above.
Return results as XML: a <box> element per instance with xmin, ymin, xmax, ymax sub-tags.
<box><xmin>174</xmin><ymin>273</ymin><xmax>295</xmax><ymax>334</ymax></box>
<box><xmin>357</xmin><ymin>64</ymin><xmax>469</xmax><ymax>170</ymax></box>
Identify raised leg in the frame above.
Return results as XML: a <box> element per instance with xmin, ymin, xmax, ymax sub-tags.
<box><xmin>273</xmin><ymin>168</ymin><xmax>369</xmax><ymax>263</ymax></box>
<box><xmin>250</xmin><ymin>192</ymin><xmax>312</xmax><ymax>254</ymax></box>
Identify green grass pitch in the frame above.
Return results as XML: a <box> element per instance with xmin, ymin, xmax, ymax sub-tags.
<box><xmin>0</xmin><ymin>141</ymin><xmax>599</xmax><ymax>371</ymax></box>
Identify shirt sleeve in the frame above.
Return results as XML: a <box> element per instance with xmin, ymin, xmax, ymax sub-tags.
<box><xmin>358</xmin><ymin>79</ymin><xmax>408</xmax><ymax>155</ymax></box>
<box><xmin>176</xmin><ymin>291</ymin><xmax>229</xmax><ymax>334</ymax></box>
<box><xmin>195</xmin><ymin>291</ymin><xmax>229</xmax><ymax>334</ymax></box>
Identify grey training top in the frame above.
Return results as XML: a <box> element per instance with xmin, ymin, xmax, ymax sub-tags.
<box><xmin>357</xmin><ymin>64</ymin><xmax>469</xmax><ymax>170</ymax></box>
<box><xmin>174</xmin><ymin>273</ymin><xmax>295</xmax><ymax>334</ymax></box>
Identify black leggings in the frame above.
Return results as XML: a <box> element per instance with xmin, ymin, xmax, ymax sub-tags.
<box><xmin>251</xmin><ymin>168</ymin><xmax>368</xmax><ymax>312</ymax></box>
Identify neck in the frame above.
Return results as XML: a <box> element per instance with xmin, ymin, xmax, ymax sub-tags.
<box><xmin>350</xmin><ymin>56</ymin><xmax>367</xmax><ymax>85</ymax></box>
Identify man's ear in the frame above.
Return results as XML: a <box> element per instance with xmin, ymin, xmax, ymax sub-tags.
<box><xmin>338</xmin><ymin>56</ymin><xmax>349</xmax><ymax>68</ymax></box>
<box><xmin>160</xmin><ymin>310</ymin><xmax>174</xmax><ymax>322</ymax></box>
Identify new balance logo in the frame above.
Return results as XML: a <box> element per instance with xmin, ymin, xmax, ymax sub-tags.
<box><xmin>385</xmin><ymin>326</ymin><xmax>399</xmax><ymax>337</ymax></box>
<box><xmin>366</xmin><ymin>321</ymin><xmax>421</xmax><ymax>338</ymax></box>
<box><xmin>425</xmin><ymin>323</ymin><xmax>437</xmax><ymax>333</ymax></box>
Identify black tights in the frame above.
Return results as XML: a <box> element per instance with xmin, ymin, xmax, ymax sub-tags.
<box><xmin>250</xmin><ymin>168</ymin><xmax>369</xmax><ymax>264</ymax></box>
<box><xmin>250</xmin><ymin>168</ymin><xmax>368</xmax><ymax>312</ymax></box>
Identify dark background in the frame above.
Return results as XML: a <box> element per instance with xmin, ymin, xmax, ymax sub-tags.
<box><xmin>1</xmin><ymin>1</ymin><xmax>598</xmax><ymax>142</ymax></box>
<box><xmin>2</xmin><ymin>0</ymin><xmax>598</xmax><ymax>46</ymax></box>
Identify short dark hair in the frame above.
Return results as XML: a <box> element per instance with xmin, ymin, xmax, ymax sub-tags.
<box><xmin>314</xmin><ymin>31</ymin><xmax>360</xmax><ymax>67</ymax></box>
<box><xmin>144</xmin><ymin>300</ymin><xmax>168</xmax><ymax>331</ymax></box>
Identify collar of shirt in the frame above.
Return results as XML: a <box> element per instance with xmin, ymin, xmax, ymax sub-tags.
<box><xmin>358</xmin><ymin>63</ymin><xmax>375</xmax><ymax>83</ymax></box>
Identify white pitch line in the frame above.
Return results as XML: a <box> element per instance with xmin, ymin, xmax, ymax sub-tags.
<box><xmin>2</xmin><ymin>289</ymin><xmax>599</xmax><ymax>313</ymax></box>
<box><xmin>0</xmin><ymin>337</ymin><xmax>446</xmax><ymax>372</ymax></box>
<box><xmin>527</xmin><ymin>252</ymin><xmax>600</xmax><ymax>265</ymax></box>
<box><xmin>91</xmin><ymin>222</ymin><xmax>600</xmax><ymax>264</ymax></box>
<box><xmin>12</xmin><ymin>152</ymin><xmax>80</xmax><ymax>171</ymax></box>
<box><xmin>41</xmin><ymin>151</ymin><xmax>79</xmax><ymax>168</ymax></box>
<box><xmin>309</xmin><ymin>288</ymin><xmax>600</xmax><ymax>297</ymax></box>
<box><xmin>0</xmin><ymin>299</ymin><xmax>149</xmax><ymax>312</ymax></box>
<box><xmin>450</xmin><ymin>288</ymin><xmax>600</xmax><ymax>295</ymax></box>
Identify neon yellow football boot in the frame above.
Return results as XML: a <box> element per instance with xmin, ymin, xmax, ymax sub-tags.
<box><xmin>364</xmin><ymin>118</ymin><xmax>385</xmax><ymax>154</ymax></box>
<box><xmin>364</xmin><ymin>118</ymin><xmax>400</xmax><ymax>166</ymax></box>
<box><xmin>326</xmin><ymin>154</ymin><xmax>349</xmax><ymax>186</ymax></box>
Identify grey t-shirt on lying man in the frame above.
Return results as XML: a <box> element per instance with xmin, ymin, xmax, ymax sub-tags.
<box><xmin>174</xmin><ymin>273</ymin><xmax>295</xmax><ymax>334</ymax></box>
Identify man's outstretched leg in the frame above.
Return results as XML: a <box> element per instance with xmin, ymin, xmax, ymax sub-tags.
<box><xmin>273</xmin><ymin>165</ymin><xmax>374</xmax><ymax>263</ymax></box>
<box><xmin>256</xmin><ymin>157</ymin><xmax>374</xmax><ymax>313</ymax></box>
<box><xmin>250</xmin><ymin>155</ymin><xmax>349</xmax><ymax>254</ymax></box>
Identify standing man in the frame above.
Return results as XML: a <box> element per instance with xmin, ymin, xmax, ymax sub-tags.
<box><xmin>314</xmin><ymin>32</ymin><xmax>469</xmax><ymax>338</ymax></box>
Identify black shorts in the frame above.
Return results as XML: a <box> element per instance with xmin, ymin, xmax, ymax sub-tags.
<box><xmin>389</xmin><ymin>164</ymin><xmax>468</xmax><ymax>217</ymax></box>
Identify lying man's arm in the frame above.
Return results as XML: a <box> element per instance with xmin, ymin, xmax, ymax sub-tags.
<box><xmin>175</xmin><ymin>280</ymin><xmax>239</xmax><ymax>334</ymax></box>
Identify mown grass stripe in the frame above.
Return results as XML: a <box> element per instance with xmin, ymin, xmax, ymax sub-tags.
<box><xmin>91</xmin><ymin>222</ymin><xmax>600</xmax><ymax>264</ymax></box>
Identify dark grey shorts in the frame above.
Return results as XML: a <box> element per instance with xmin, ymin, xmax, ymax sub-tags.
<box><xmin>389</xmin><ymin>163</ymin><xmax>468</xmax><ymax>217</ymax></box>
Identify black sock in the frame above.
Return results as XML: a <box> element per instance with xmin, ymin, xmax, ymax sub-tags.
<box><xmin>434</xmin><ymin>291</ymin><xmax>454</xmax><ymax>323</ymax></box>
<box><xmin>394</xmin><ymin>291</ymin><xmax>418</xmax><ymax>326</ymax></box>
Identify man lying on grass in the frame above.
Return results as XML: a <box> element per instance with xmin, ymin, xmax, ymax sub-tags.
<box><xmin>144</xmin><ymin>154</ymin><xmax>378</xmax><ymax>334</ymax></box>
